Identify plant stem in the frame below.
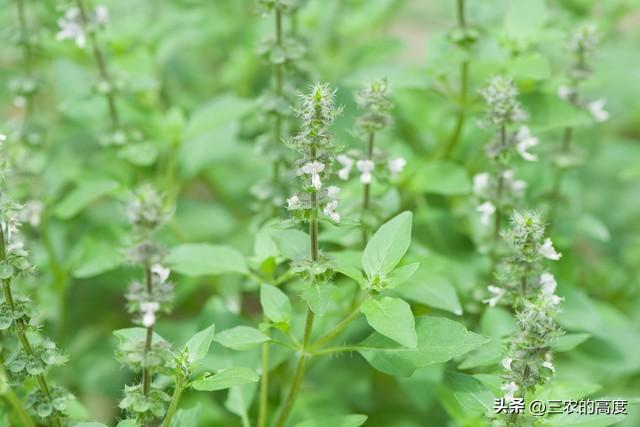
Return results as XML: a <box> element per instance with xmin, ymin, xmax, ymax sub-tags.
<box><xmin>0</xmin><ymin>228</ymin><xmax>62</xmax><ymax>427</ymax></box>
<box><xmin>443</xmin><ymin>0</ymin><xmax>469</xmax><ymax>159</ymax></box>
<box><xmin>0</xmin><ymin>360</ymin><xmax>36</xmax><ymax>427</ymax></box>
<box><xmin>257</xmin><ymin>317</ymin><xmax>270</xmax><ymax>427</ymax></box>
<box><xmin>272</xmin><ymin>7</ymin><xmax>284</xmax><ymax>187</ymax></box>
<box><xmin>312</xmin><ymin>303</ymin><xmax>362</xmax><ymax>351</ymax></box>
<box><xmin>361</xmin><ymin>132</ymin><xmax>375</xmax><ymax>245</ymax></box>
<box><xmin>493</xmin><ymin>125</ymin><xmax>507</xmax><ymax>243</ymax></box>
<box><xmin>548</xmin><ymin>127</ymin><xmax>574</xmax><ymax>228</ymax></box>
<box><xmin>160</xmin><ymin>378</ymin><xmax>185</xmax><ymax>427</ymax></box>
<box><xmin>75</xmin><ymin>0</ymin><xmax>120</xmax><ymax>129</ymax></box>
<box><xmin>142</xmin><ymin>265</ymin><xmax>153</xmax><ymax>396</ymax></box>
<box><xmin>312</xmin><ymin>346</ymin><xmax>358</xmax><ymax>356</ymax></box>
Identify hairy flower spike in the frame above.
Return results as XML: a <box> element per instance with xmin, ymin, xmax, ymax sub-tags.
<box><xmin>480</xmin><ymin>76</ymin><xmax>525</xmax><ymax>127</ymax></box>
<box><xmin>356</xmin><ymin>79</ymin><xmax>394</xmax><ymax>134</ymax></box>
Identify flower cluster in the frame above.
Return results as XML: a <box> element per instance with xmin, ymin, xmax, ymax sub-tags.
<box><xmin>473</xmin><ymin>77</ymin><xmax>539</xmax><ymax>232</ymax></box>
<box><xmin>557</xmin><ymin>24</ymin><xmax>609</xmax><ymax>123</ymax></box>
<box><xmin>485</xmin><ymin>211</ymin><xmax>564</xmax><ymax>412</ymax></box>
<box><xmin>56</xmin><ymin>5</ymin><xmax>108</xmax><ymax>49</ymax></box>
<box><xmin>118</xmin><ymin>185</ymin><xmax>175</xmax><ymax>424</ymax></box>
<box><xmin>0</xmin><ymin>136</ymin><xmax>73</xmax><ymax>425</ymax></box>
<box><xmin>338</xmin><ymin>79</ymin><xmax>405</xmax><ymax>186</ymax></box>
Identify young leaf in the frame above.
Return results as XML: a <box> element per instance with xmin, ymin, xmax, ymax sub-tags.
<box><xmin>184</xmin><ymin>324</ymin><xmax>216</xmax><ymax>364</ymax></box>
<box><xmin>116</xmin><ymin>421</ymin><xmax>137</xmax><ymax>427</ymax></box>
<box><xmin>191</xmin><ymin>367</ymin><xmax>259</xmax><ymax>391</ymax></box>
<box><xmin>271</xmin><ymin>229</ymin><xmax>310</xmax><ymax>260</ymax></box>
<box><xmin>169</xmin><ymin>404</ymin><xmax>201</xmax><ymax>427</ymax></box>
<box><xmin>385</xmin><ymin>262</ymin><xmax>419</xmax><ymax>289</ymax></box>
<box><xmin>356</xmin><ymin>316</ymin><xmax>490</xmax><ymax>377</ymax></box>
<box><xmin>166</xmin><ymin>243</ymin><xmax>248</xmax><ymax>276</ymax></box>
<box><xmin>301</xmin><ymin>283</ymin><xmax>336</xmax><ymax>315</ymax></box>
<box><xmin>113</xmin><ymin>328</ymin><xmax>167</xmax><ymax>344</ymax></box>
<box><xmin>395</xmin><ymin>270</ymin><xmax>463</xmax><ymax>315</ymax></box>
<box><xmin>260</xmin><ymin>284</ymin><xmax>292</xmax><ymax>324</ymax></box>
<box><xmin>361</xmin><ymin>296</ymin><xmax>417</xmax><ymax>348</ymax></box>
<box><xmin>293</xmin><ymin>414</ymin><xmax>368</xmax><ymax>427</ymax></box>
<box><xmin>215</xmin><ymin>326</ymin><xmax>269</xmax><ymax>351</ymax></box>
<box><xmin>362</xmin><ymin>211</ymin><xmax>412</xmax><ymax>278</ymax></box>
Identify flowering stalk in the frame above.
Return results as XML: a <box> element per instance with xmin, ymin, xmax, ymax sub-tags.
<box><xmin>0</xmin><ymin>137</ymin><xmax>72</xmax><ymax>427</ymax></box>
<box><xmin>442</xmin><ymin>0</ymin><xmax>478</xmax><ymax>159</ymax></box>
<box><xmin>117</xmin><ymin>185</ymin><xmax>174</xmax><ymax>425</ymax></box>
<box><xmin>485</xmin><ymin>211</ymin><xmax>564</xmax><ymax>426</ymax></box>
<box><xmin>549</xmin><ymin>24</ymin><xmax>608</xmax><ymax>226</ymax></box>
<box><xmin>276</xmin><ymin>83</ymin><xmax>342</xmax><ymax>427</ymax></box>
<box><xmin>254</xmin><ymin>0</ymin><xmax>306</xmax><ymax>211</ymax></box>
<box><xmin>473</xmin><ymin>77</ymin><xmax>536</xmax><ymax>248</ymax></box>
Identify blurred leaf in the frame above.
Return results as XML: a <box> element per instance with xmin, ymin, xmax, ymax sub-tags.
<box><xmin>293</xmin><ymin>414</ymin><xmax>368</xmax><ymax>427</ymax></box>
<box><xmin>191</xmin><ymin>367</ymin><xmax>259</xmax><ymax>391</ymax></box>
<box><xmin>503</xmin><ymin>0</ymin><xmax>548</xmax><ymax>40</ymax></box>
<box><xmin>271</xmin><ymin>229</ymin><xmax>310</xmax><ymax>260</ymax></box>
<box><xmin>413</xmin><ymin>161</ymin><xmax>471</xmax><ymax>195</ymax></box>
<box><xmin>215</xmin><ymin>326</ymin><xmax>269</xmax><ymax>351</ymax></box>
<box><xmin>510</xmin><ymin>53</ymin><xmax>551</xmax><ymax>80</ymax></box>
<box><xmin>170</xmin><ymin>404</ymin><xmax>200</xmax><ymax>427</ymax></box>
<box><xmin>166</xmin><ymin>243</ymin><xmax>248</xmax><ymax>276</ymax></box>
<box><xmin>55</xmin><ymin>180</ymin><xmax>119</xmax><ymax>219</ymax></box>
<box><xmin>444</xmin><ymin>372</ymin><xmax>494</xmax><ymax>413</ymax></box>
<box><xmin>551</xmin><ymin>333</ymin><xmax>591</xmax><ymax>352</ymax></box>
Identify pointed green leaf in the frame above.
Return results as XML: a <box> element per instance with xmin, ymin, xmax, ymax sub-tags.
<box><xmin>361</xmin><ymin>296</ymin><xmax>417</xmax><ymax>348</ymax></box>
<box><xmin>184</xmin><ymin>324</ymin><xmax>216</xmax><ymax>364</ymax></box>
<box><xmin>215</xmin><ymin>326</ymin><xmax>269</xmax><ymax>351</ymax></box>
<box><xmin>55</xmin><ymin>179</ymin><xmax>119</xmax><ymax>219</ymax></box>
<box><xmin>191</xmin><ymin>367</ymin><xmax>259</xmax><ymax>391</ymax></box>
<box><xmin>260</xmin><ymin>284</ymin><xmax>292</xmax><ymax>324</ymax></box>
<box><xmin>362</xmin><ymin>211</ymin><xmax>412</xmax><ymax>278</ymax></box>
<box><xmin>271</xmin><ymin>229</ymin><xmax>311</xmax><ymax>260</ymax></box>
<box><xmin>166</xmin><ymin>243</ymin><xmax>247</xmax><ymax>276</ymax></box>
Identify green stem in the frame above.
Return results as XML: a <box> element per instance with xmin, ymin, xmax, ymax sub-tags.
<box><xmin>548</xmin><ymin>127</ymin><xmax>574</xmax><ymax>229</ymax></box>
<box><xmin>75</xmin><ymin>0</ymin><xmax>120</xmax><ymax>129</ymax></box>
<box><xmin>312</xmin><ymin>303</ymin><xmax>362</xmax><ymax>351</ymax></box>
<box><xmin>493</xmin><ymin>125</ymin><xmax>507</xmax><ymax>243</ymax></box>
<box><xmin>160</xmin><ymin>379</ymin><xmax>185</xmax><ymax>427</ymax></box>
<box><xmin>0</xmin><ymin>361</ymin><xmax>36</xmax><ymax>427</ymax></box>
<box><xmin>257</xmin><ymin>319</ymin><xmax>270</xmax><ymax>427</ymax></box>
<box><xmin>272</xmin><ymin>7</ymin><xmax>284</xmax><ymax>187</ymax></box>
<box><xmin>361</xmin><ymin>132</ymin><xmax>375</xmax><ymax>245</ymax></box>
<box><xmin>313</xmin><ymin>346</ymin><xmax>357</xmax><ymax>357</ymax></box>
<box><xmin>0</xmin><ymin>227</ymin><xmax>61</xmax><ymax>427</ymax></box>
<box><xmin>142</xmin><ymin>265</ymin><xmax>153</xmax><ymax>396</ymax></box>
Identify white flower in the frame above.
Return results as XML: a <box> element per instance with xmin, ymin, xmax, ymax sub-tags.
<box><xmin>287</xmin><ymin>195</ymin><xmax>301</xmax><ymax>210</ymax></box>
<box><xmin>543</xmin><ymin>353</ymin><xmax>556</xmax><ymax>374</ymax></box>
<box><xmin>323</xmin><ymin>200</ymin><xmax>340</xmax><ymax>223</ymax></box>
<box><xmin>24</xmin><ymin>200</ymin><xmax>44</xmax><ymax>227</ymax></box>
<box><xmin>539</xmin><ymin>272</ymin><xmax>557</xmax><ymax>295</ymax></box>
<box><xmin>301</xmin><ymin>161</ymin><xmax>325</xmax><ymax>190</ymax></box>
<box><xmin>94</xmin><ymin>5</ymin><xmax>109</xmax><ymax>25</ymax></box>
<box><xmin>0</xmin><ymin>134</ymin><xmax>5</xmax><ymax>144</ymax></box>
<box><xmin>588</xmin><ymin>98</ymin><xmax>609</xmax><ymax>122</ymax></box>
<box><xmin>140</xmin><ymin>301</ymin><xmax>160</xmax><ymax>328</ymax></box>
<box><xmin>336</xmin><ymin>154</ymin><xmax>353</xmax><ymax>180</ymax></box>
<box><xmin>557</xmin><ymin>85</ymin><xmax>573</xmax><ymax>101</ymax></box>
<box><xmin>151</xmin><ymin>264</ymin><xmax>170</xmax><ymax>283</ymax></box>
<box><xmin>501</xmin><ymin>382</ymin><xmax>518</xmax><ymax>402</ymax></box>
<box><xmin>502</xmin><ymin>357</ymin><xmax>513</xmax><ymax>371</ymax></box>
<box><xmin>515</xmin><ymin>126</ymin><xmax>539</xmax><ymax>161</ymax></box>
<box><xmin>356</xmin><ymin>159</ymin><xmax>375</xmax><ymax>184</ymax></box>
<box><xmin>476</xmin><ymin>201</ymin><xmax>496</xmax><ymax>226</ymax></box>
<box><xmin>326</xmin><ymin>186</ymin><xmax>340</xmax><ymax>199</ymax></box>
<box><xmin>473</xmin><ymin>173</ymin><xmax>490</xmax><ymax>195</ymax></box>
<box><xmin>56</xmin><ymin>7</ymin><xmax>86</xmax><ymax>48</ymax></box>
<box><xmin>484</xmin><ymin>285</ymin><xmax>505</xmax><ymax>307</ymax></box>
<box><xmin>539</xmin><ymin>238</ymin><xmax>561</xmax><ymax>260</ymax></box>
<box><xmin>511</xmin><ymin>179</ymin><xmax>527</xmax><ymax>193</ymax></box>
<box><xmin>388</xmin><ymin>157</ymin><xmax>406</xmax><ymax>178</ymax></box>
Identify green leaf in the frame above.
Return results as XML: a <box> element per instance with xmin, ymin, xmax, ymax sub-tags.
<box><xmin>361</xmin><ymin>296</ymin><xmax>417</xmax><ymax>348</ymax></box>
<box><xmin>386</xmin><ymin>262</ymin><xmax>419</xmax><ymax>289</ymax></box>
<box><xmin>215</xmin><ymin>326</ymin><xmax>269</xmax><ymax>351</ymax></box>
<box><xmin>225</xmin><ymin>384</ymin><xmax>256</xmax><ymax>426</ymax></box>
<box><xmin>116</xmin><ymin>420</ymin><xmax>137</xmax><ymax>427</ymax></box>
<box><xmin>170</xmin><ymin>404</ymin><xmax>200</xmax><ymax>427</ymax></box>
<box><xmin>362</xmin><ymin>211</ymin><xmax>412</xmax><ymax>278</ymax></box>
<box><xmin>293</xmin><ymin>414</ymin><xmax>368</xmax><ymax>427</ymax></box>
<box><xmin>184</xmin><ymin>324</ymin><xmax>216</xmax><ymax>364</ymax></box>
<box><xmin>395</xmin><ymin>269</ymin><xmax>462</xmax><ymax>315</ymax></box>
<box><xmin>357</xmin><ymin>316</ymin><xmax>490</xmax><ymax>377</ymax></box>
<box><xmin>551</xmin><ymin>333</ymin><xmax>591</xmax><ymax>352</ymax></box>
<box><xmin>271</xmin><ymin>229</ymin><xmax>310</xmax><ymax>260</ymax></box>
<box><xmin>166</xmin><ymin>244</ymin><xmax>248</xmax><ymax>276</ymax></box>
<box><xmin>510</xmin><ymin>53</ymin><xmax>551</xmax><ymax>80</ymax></box>
<box><xmin>444</xmin><ymin>372</ymin><xmax>494</xmax><ymax>413</ymax></box>
<box><xmin>118</xmin><ymin>142</ymin><xmax>159</xmax><ymax>167</ymax></box>
<box><xmin>504</xmin><ymin>0</ymin><xmax>548</xmax><ymax>40</ymax></box>
<box><xmin>191</xmin><ymin>367</ymin><xmax>259</xmax><ymax>391</ymax></box>
<box><xmin>72</xmin><ymin>237</ymin><xmax>123</xmax><ymax>279</ymax></box>
<box><xmin>74</xmin><ymin>423</ymin><xmax>109</xmax><ymax>427</ymax></box>
<box><xmin>412</xmin><ymin>161</ymin><xmax>470</xmax><ymax>195</ymax></box>
<box><xmin>113</xmin><ymin>328</ymin><xmax>167</xmax><ymax>344</ymax></box>
<box><xmin>301</xmin><ymin>283</ymin><xmax>336</xmax><ymax>315</ymax></box>
<box><xmin>55</xmin><ymin>180</ymin><xmax>119</xmax><ymax>219</ymax></box>
<box><xmin>540</xmin><ymin>413</ymin><xmax>626</xmax><ymax>427</ymax></box>
<box><xmin>260</xmin><ymin>284</ymin><xmax>292</xmax><ymax>324</ymax></box>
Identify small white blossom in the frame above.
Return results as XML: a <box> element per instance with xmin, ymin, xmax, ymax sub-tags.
<box><xmin>151</xmin><ymin>264</ymin><xmax>170</xmax><ymax>283</ymax></box>
<box><xmin>539</xmin><ymin>272</ymin><xmax>557</xmax><ymax>295</ymax></box>
<box><xmin>484</xmin><ymin>285</ymin><xmax>505</xmax><ymax>307</ymax></box>
<box><xmin>388</xmin><ymin>157</ymin><xmax>406</xmax><ymax>178</ymax></box>
<box><xmin>336</xmin><ymin>154</ymin><xmax>353</xmax><ymax>180</ymax></box>
<box><xmin>473</xmin><ymin>173</ymin><xmax>490</xmax><ymax>195</ymax></box>
<box><xmin>557</xmin><ymin>85</ymin><xmax>573</xmax><ymax>101</ymax></box>
<box><xmin>543</xmin><ymin>353</ymin><xmax>556</xmax><ymax>374</ymax></box>
<box><xmin>476</xmin><ymin>201</ymin><xmax>496</xmax><ymax>226</ymax></box>
<box><xmin>0</xmin><ymin>134</ymin><xmax>5</xmax><ymax>144</ymax></box>
<box><xmin>501</xmin><ymin>382</ymin><xmax>518</xmax><ymax>402</ymax></box>
<box><xmin>515</xmin><ymin>126</ymin><xmax>539</xmax><ymax>162</ymax></box>
<box><xmin>56</xmin><ymin>7</ymin><xmax>86</xmax><ymax>48</ymax></box>
<box><xmin>140</xmin><ymin>301</ymin><xmax>160</xmax><ymax>328</ymax></box>
<box><xmin>94</xmin><ymin>5</ymin><xmax>109</xmax><ymax>25</ymax></box>
<box><xmin>24</xmin><ymin>201</ymin><xmax>44</xmax><ymax>227</ymax></box>
<box><xmin>326</xmin><ymin>186</ymin><xmax>340</xmax><ymax>199</ymax></box>
<box><xmin>356</xmin><ymin>159</ymin><xmax>375</xmax><ymax>184</ymax></box>
<box><xmin>287</xmin><ymin>195</ymin><xmax>301</xmax><ymax>210</ymax></box>
<box><xmin>323</xmin><ymin>200</ymin><xmax>340</xmax><ymax>223</ymax></box>
<box><xmin>502</xmin><ymin>357</ymin><xmax>513</xmax><ymax>371</ymax></box>
<box><xmin>539</xmin><ymin>238</ymin><xmax>561</xmax><ymax>260</ymax></box>
<box><xmin>588</xmin><ymin>98</ymin><xmax>609</xmax><ymax>122</ymax></box>
<box><xmin>301</xmin><ymin>161</ymin><xmax>325</xmax><ymax>190</ymax></box>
